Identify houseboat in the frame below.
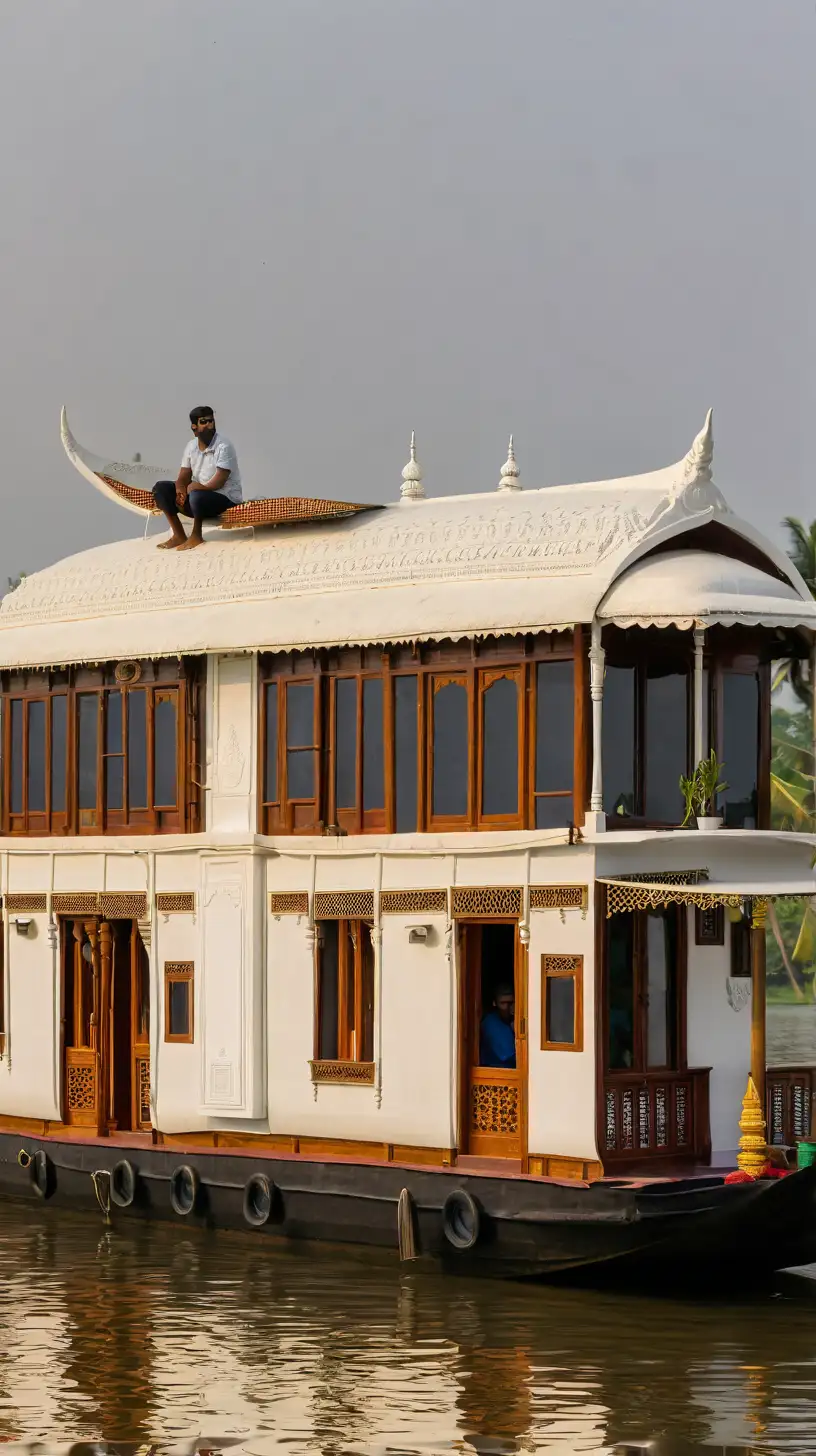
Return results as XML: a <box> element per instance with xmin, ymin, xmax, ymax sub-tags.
<box><xmin>0</xmin><ymin>407</ymin><xmax>814</xmax><ymax>1282</ymax></box>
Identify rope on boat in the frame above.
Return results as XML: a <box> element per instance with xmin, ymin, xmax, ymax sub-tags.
<box><xmin>397</xmin><ymin>1187</ymin><xmax>417</xmax><ymax>1261</ymax></box>
<box><xmin>91</xmin><ymin>1168</ymin><xmax>112</xmax><ymax>1226</ymax></box>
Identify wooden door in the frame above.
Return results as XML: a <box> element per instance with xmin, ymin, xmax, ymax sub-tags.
<box><xmin>131</xmin><ymin>923</ymin><xmax>152</xmax><ymax>1131</ymax></box>
<box><xmin>63</xmin><ymin>919</ymin><xmax>101</xmax><ymax>1129</ymax></box>
<box><xmin>458</xmin><ymin>921</ymin><xmax>526</xmax><ymax>1160</ymax></box>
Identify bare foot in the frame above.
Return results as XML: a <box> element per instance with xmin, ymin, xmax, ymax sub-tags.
<box><xmin>157</xmin><ymin>537</ymin><xmax>184</xmax><ymax>549</ymax></box>
<box><xmin>176</xmin><ymin>536</ymin><xmax>204</xmax><ymax>551</ymax></box>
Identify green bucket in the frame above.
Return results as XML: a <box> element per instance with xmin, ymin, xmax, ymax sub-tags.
<box><xmin>797</xmin><ymin>1140</ymin><xmax>816</xmax><ymax>1170</ymax></box>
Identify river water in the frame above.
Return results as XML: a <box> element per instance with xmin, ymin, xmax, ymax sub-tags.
<box><xmin>1</xmin><ymin>1200</ymin><xmax>816</xmax><ymax>1455</ymax></box>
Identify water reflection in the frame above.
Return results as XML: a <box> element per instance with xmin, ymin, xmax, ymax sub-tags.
<box><xmin>0</xmin><ymin>1203</ymin><xmax>815</xmax><ymax>1452</ymax></box>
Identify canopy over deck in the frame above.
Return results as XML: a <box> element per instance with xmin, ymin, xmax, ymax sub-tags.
<box><xmin>0</xmin><ymin>410</ymin><xmax>813</xmax><ymax>670</ymax></box>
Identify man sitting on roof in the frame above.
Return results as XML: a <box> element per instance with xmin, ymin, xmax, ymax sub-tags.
<box><xmin>152</xmin><ymin>407</ymin><xmax>243</xmax><ymax>550</ymax></box>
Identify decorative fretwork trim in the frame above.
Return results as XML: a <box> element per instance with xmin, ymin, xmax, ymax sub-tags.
<box><xmin>380</xmin><ymin>889</ymin><xmax>448</xmax><ymax>915</ymax></box>
<box><xmin>530</xmin><ymin>885</ymin><xmax>588</xmax><ymax>913</ymax></box>
<box><xmin>605</xmin><ymin>881</ymin><xmax>743</xmax><ymax>916</ymax></box>
<box><xmin>543</xmin><ymin>953</ymin><xmax>582</xmax><ymax>974</ymax></box>
<box><xmin>269</xmin><ymin>892</ymin><xmax>309</xmax><ymax>915</ymax></box>
<box><xmin>313</xmin><ymin>891</ymin><xmax>375</xmax><ymax>920</ymax></box>
<box><xmin>614</xmin><ymin>869</ymin><xmax>709</xmax><ymax>886</ymax></box>
<box><xmin>100</xmin><ymin>892</ymin><xmax>147</xmax><ymax>920</ymax></box>
<box><xmin>451</xmin><ymin>886</ymin><xmax>522</xmax><ymax>918</ymax></box>
<box><xmin>165</xmin><ymin>960</ymin><xmax>194</xmax><ymax>979</ymax></box>
<box><xmin>310</xmin><ymin>1059</ymin><xmax>376</xmax><ymax>1085</ymax></box>
<box><xmin>52</xmin><ymin>893</ymin><xmax>100</xmax><ymax>916</ymax></box>
<box><xmin>5</xmin><ymin>894</ymin><xmax>47</xmax><ymax>914</ymax></box>
<box><xmin>156</xmin><ymin>893</ymin><xmax>196</xmax><ymax>914</ymax></box>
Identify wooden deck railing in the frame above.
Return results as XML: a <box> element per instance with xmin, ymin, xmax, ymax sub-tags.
<box><xmin>766</xmin><ymin>1066</ymin><xmax>815</xmax><ymax>1147</ymax></box>
<box><xmin>603</xmin><ymin>1069</ymin><xmax>711</xmax><ymax>1162</ymax></box>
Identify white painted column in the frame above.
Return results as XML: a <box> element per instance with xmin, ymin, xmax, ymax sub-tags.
<box><xmin>587</xmin><ymin>620</ymin><xmax>606</xmax><ymax>833</ymax></box>
<box><xmin>693</xmin><ymin>627</ymin><xmax>706</xmax><ymax>766</ymax></box>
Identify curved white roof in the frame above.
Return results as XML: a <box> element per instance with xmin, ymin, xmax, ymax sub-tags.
<box><xmin>0</xmin><ymin>411</ymin><xmax>812</xmax><ymax>668</ymax></box>
<box><xmin>598</xmin><ymin>551</ymin><xmax>816</xmax><ymax>630</ymax></box>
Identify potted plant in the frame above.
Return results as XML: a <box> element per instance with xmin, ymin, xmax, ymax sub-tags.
<box><xmin>694</xmin><ymin>749</ymin><xmax>728</xmax><ymax>830</ymax></box>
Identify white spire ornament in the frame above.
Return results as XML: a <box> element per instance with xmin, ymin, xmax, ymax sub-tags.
<box><xmin>400</xmin><ymin>432</ymin><xmax>425</xmax><ymax>501</ymax></box>
<box><xmin>497</xmin><ymin>435</ymin><xmax>521</xmax><ymax>491</ymax></box>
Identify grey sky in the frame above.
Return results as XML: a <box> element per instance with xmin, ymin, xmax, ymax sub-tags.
<box><xmin>0</xmin><ymin>0</ymin><xmax>812</xmax><ymax>587</ymax></box>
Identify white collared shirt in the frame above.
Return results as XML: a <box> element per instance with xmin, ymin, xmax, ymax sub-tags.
<box><xmin>181</xmin><ymin>431</ymin><xmax>243</xmax><ymax>503</ymax></box>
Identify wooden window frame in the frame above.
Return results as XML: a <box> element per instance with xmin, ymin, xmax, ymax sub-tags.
<box><xmin>258</xmin><ymin>633</ymin><xmax>581</xmax><ymax>836</ymax></box>
<box><xmin>314</xmin><ymin>917</ymin><xmax>375</xmax><ymax>1065</ymax></box>
<box><xmin>541</xmin><ymin>953</ymin><xmax>584</xmax><ymax>1052</ymax></box>
<box><xmin>602</xmin><ymin>905</ymin><xmax>688</xmax><ymax>1076</ymax></box>
<box><xmin>710</xmin><ymin>658</ymin><xmax>770</xmax><ymax>831</ymax></box>
<box><xmin>1</xmin><ymin>660</ymin><xmax>202</xmax><ymax>838</ymax></box>
<box><xmin>602</xmin><ymin>632</ymin><xmax>693</xmax><ymax>828</ymax></box>
<box><xmin>163</xmin><ymin>961</ymin><xmax>194</xmax><ymax>1044</ymax></box>
<box><xmin>477</xmin><ymin>666</ymin><xmax>525</xmax><ymax>829</ymax></box>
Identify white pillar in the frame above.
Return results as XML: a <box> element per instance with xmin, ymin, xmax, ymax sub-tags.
<box><xmin>693</xmin><ymin>626</ymin><xmax>706</xmax><ymax>767</ymax></box>
<box><xmin>587</xmin><ymin>620</ymin><xmax>606</xmax><ymax>833</ymax></box>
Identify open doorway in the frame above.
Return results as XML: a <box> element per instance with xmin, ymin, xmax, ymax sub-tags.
<box><xmin>458</xmin><ymin>921</ymin><xmax>525</xmax><ymax>1160</ymax></box>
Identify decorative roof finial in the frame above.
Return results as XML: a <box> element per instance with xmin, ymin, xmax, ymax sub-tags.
<box><xmin>400</xmin><ymin>431</ymin><xmax>425</xmax><ymax>501</ymax></box>
<box><xmin>497</xmin><ymin>435</ymin><xmax>521</xmax><ymax>491</ymax></box>
<box><xmin>682</xmin><ymin>408</ymin><xmax>713</xmax><ymax>485</ymax></box>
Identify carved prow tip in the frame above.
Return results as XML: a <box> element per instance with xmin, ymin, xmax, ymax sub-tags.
<box><xmin>683</xmin><ymin>407</ymin><xmax>714</xmax><ymax>483</ymax></box>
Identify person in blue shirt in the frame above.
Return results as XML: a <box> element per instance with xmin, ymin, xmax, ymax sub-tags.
<box><xmin>479</xmin><ymin>984</ymin><xmax>516</xmax><ymax>1069</ymax></box>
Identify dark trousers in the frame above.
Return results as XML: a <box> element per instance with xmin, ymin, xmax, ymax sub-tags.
<box><xmin>153</xmin><ymin>480</ymin><xmax>233</xmax><ymax>520</ymax></box>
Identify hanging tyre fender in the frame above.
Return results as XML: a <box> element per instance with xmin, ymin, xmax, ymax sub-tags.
<box><xmin>442</xmin><ymin>1189</ymin><xmax>481</xmax><ymax>1250</ymax></box>
<box><xmin>30</xmin><ymin>1149</ymin><xmax>55</xmax><ymax>1200</ymax></box>
<box><xmin>243</xmin><ymin>1172</ymin><xmax>277</xmax><ymax>1228</ymax></box>
<box><xmin>110</xmin><ymin>1159</ymin><xmax>137</xmax><ymax>1208</ymax></box>
<box><xmin>170</xmin><ymin>1164</ymin><xmax>199</xmax><ymax>1216</ymax></box>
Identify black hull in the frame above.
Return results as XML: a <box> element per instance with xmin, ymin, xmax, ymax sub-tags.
<box><xmin>1</xmin><ymin>1132</ymin><xmax>814</xmax><ymax>1286</ymax></box>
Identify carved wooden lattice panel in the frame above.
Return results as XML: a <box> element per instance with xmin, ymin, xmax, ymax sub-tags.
<box><xmin>530</xmin><ymin>885</ymin><xmax>588</xmax><ymax>912</ymax></box>
<box><xmin>310</xmin><ymin>1059</ymin><xmax>375</xmax><ymax>1085</ymax></box>
<box><xmin>5</xmin><ymin>894</ymin><xmax>47</xmax><ymax>914</ymax></box>
<box><xmin>380</xmin><ymin>889</ymin><xmax>448</xmax><ymax>915</ymax></box>
<box><xmin>313</xmin><ymin>891</ymin><xmax>375</xmax><ymax>920</ymax></box>
<box><xmin>53</xmin><ymin>893</ymin><xmax>100</xmax><ymax>916</ymax></box>
<box><xmin>451</xmin><ymin>887</ymin><xmax>522</xmax><ymax>918</ymax></box>
<box><xmin>269</xmin><ymin>892</ymin><xmax>309</xmax><ymax>915</ymax></box>
<box><xmin>156</xmin><ymin>893</ymin><xmax>196</xmax><ymax>914</ymax></box>
<box><xmin>542</xmin><ymin>953</ymin><xmax>581</xmax><ymax>975</ymax></box>
<box><xmin>471</xmin><ymin>1081</ymin><xmax>519</xmax><ymax>1135</ymax></box>
<box><xmin>136</xmin><ymin>1057</ymin><xmax>151</xmax><ymax>1128</ymax></box>
<box><xmin>100</xmin><ymin>892</ymin><xmax>147</xmax><ymax>920</ymax></box>
<box><xmin>65</xmin><ymin>1049</ymin><xmax>97</xmax><ymax>1127</ymax></box>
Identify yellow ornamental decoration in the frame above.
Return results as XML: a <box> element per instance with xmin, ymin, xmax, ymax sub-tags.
<box><xmin>736</xmin><ymin>1075</ymin><xmax>767</xmax><ymax>1177</ymax></box>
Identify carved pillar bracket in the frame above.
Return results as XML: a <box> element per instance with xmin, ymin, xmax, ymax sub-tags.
<box><xmin>693</xmin><ymin>626</ymin><xmax>706</xmax><ymax>766</ymax></box>
<box><xmin>588</xmin><ymin>620</ymin><xmax>606</xmax><ymax>824</ymax></box>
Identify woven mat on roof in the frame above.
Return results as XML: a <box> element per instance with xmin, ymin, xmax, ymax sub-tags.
<box><xmin>98</xmin><ymin>474</ymin><xmax>382</xmax><ymax>528</ymax></box>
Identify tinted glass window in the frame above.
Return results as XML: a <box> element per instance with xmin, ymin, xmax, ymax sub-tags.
<box><xmin>27</xmin><ymin>700</ymin><xmax>46</xmax><ymax>814</ymax></box>
<box><xmin>394</xmin><ymin>676</ymin><xmax>418</xmax><ymax>832</ymax></box>
<box><xmin>287</xmin><ymin>750</ymin><xmax>315</xmax><ymax>799</ymax></box>
<box><xmin>106</xmin><ymin>691</ymin><xmax>123</xmax><ymax>752</ymax></box>
<box><xmin>432</xmin><ymin>681</ymin><xmax>468</xmax><ymax>817</ymax></box>
<box><xmin>546</xmin><ymin>975</ymin><xmax>575</xmax><ymax>1045</ymax></box>
<box><xmin>335</xmin><ymin>679</ymin><xmax>357</xmax><ymax>810</ymax></box>
<box><xmin>10</xmin><ymin>700</ymin><xmax>23</xmax><ymax>814</ymax></box>
<box><xmin>721</xmin><ymin>673</ymin><xmax>759</xmax><ymax>828</ymax></box>
<box><xmin>287</xmin><ymin>683</ymin><xmax>314</xmax><ymax>747</ymax></box>
<box><xmin>645</xmin><ymin>669</ymin><xmax>687</xmax><ymax>822</ymax></box>
<box><xmin>482</xmin><ymin>676</ymin><xmax>519</xmax><ymax>816</ymax></box>
<box><xmin>319</xmin><ymin>920</ymin><xmax>339</xmax><ymax>1059</ymax></box>
<box><xmin>646</xmin><ymin>910</ymin><xmax>675</xmax><ymax>1067</ymax></box>
<box><xmin>362</xmin><ymin>678</ymin><xmax>385</xmax><ymax>812</ymax></box>
<box><xmin>77</xmin><ymin>695</ymin><xmax>99</xmax><ymax>811</ymax></box>
<box><xmin>535</xmin><ymin>794</ymin><xmax>572</xmax><ymax>829</ymax></box>
<box><xmin>263</xmin><ymin>683</ymin><xmax>278</xmax><ymax>804</ymax></box>
<box><xmin>536</xmin><ymin>661</ymin><xmax>574</xmax><ymax>791</ymax></box>
<box><xmin>603</xmin><ymin>666</ymin><xmax>636</xmax><ymax>817</ymax></box>
<box><xmin>154</xmin><ymin>694</ymin><xmax>178</xmax><ymax>807</ymax></box>
<box><xmin>607</xmin><ymin>912</ymin><xmax>634</xmax><ymax>1070</ymax></box>
<box><xmin>127</xmin><ymin>690</ymin><xmax>148</xmax><ymax>809</ymax></box>
<box><xmin>106</xmin><ymin>756</ymin><xmax>124</xmax><ymax>811</ymax></box>
<box><xmin>168</xmin><ymin>980</ymin><xmax>191</xmax><ymax>1038</ymax></box>
<box><xmin>51</xmin><ymin>696</ymin><xmax>67</xmax><ymax>814</ymax></box>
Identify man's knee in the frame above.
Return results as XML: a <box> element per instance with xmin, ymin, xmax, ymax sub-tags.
<box><xmin>153</xmin><ymin>480</ymin><xmax>177</xmax><ymax>511</ymax></box>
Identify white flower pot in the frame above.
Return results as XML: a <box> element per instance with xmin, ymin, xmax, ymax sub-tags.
<box><xmin>696</xmin><ymin>816</ymin><xmax>723</xmax><ymax>831</ymax></box>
